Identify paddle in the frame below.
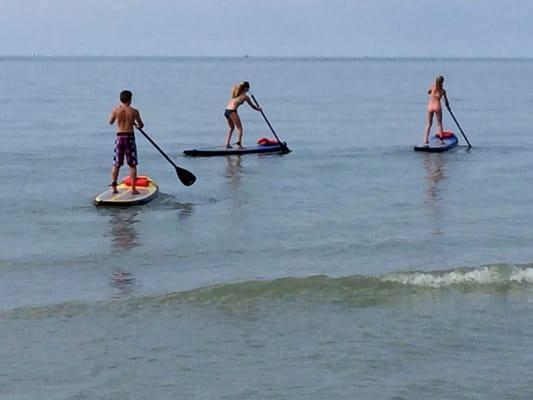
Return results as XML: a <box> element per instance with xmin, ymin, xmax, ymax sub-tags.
<box><xmin>250</xmin><ymin>94</ymin><xmax>291</xmax><ymax>153</ymax></box>
<box><xmin>446</xmin><ymin>104</ymin><xmax>472</xmax><ymax>149</ymax></box>
<box><xmin>135</xmin><ymin>126</ymin><xmax>196</xmax><ymax>186</ymax></box>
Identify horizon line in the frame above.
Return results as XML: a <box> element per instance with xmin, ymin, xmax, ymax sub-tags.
<box><xmin>1</xmin><ymin>54</ymin><xmax>533</xmax><ymax>61</ymax></box>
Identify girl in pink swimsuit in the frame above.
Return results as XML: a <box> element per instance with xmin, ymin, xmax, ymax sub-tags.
<box><xmin>423</xmin><ymin>75</ymin><xmax>450</xmax><ymax>144</ymax></box>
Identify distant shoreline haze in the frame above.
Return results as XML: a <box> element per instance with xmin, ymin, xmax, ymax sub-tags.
<box><xmin>1</xmin><ymin>55</ymin><xmax>533</xmax><ymax>61</ymax></box>
<box><xmin>0</xmin><ymin>1</ymin><xmax>531</xmax><ymax>58</ymax></box>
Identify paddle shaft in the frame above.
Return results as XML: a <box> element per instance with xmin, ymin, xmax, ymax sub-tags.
<box><xmin>250</xmin><ymin>94</ymin><xmax>283</xmax><ymax>145</ymax></box>
<box><xmin>135</xmin><ymin>126</ymin><xmax>196</xmax><ymax>186</ymax></box>
<box><xmin>446</xmin><ymin>106</ymin><xmax>472</xmax><ymax>148</ymax></box>
<box><xmin>136</xmin><ymin>127</ymin><xmax>177</xmax><ymax>167</ymax></box>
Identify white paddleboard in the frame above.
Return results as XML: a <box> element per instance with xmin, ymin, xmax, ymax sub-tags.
<box><xmin>94</xmin><ymin>176</ymin><xmax>159</xmax><ymax>206</ymax></box>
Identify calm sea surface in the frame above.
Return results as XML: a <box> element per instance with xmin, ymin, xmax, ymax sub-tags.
<box><xmin>1</xmin><ymin>57</ymin><xmax>533</xmax><ymax>399</ymax></box>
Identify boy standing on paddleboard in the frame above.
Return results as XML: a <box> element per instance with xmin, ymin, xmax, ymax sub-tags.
<box><xmin>109</xmin><ymin>90</ymin><xmax>144</xmax><ymax>194</ymax></box>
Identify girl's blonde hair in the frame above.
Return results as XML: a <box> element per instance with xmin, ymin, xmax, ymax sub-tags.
<box><xmin>231</xmin><ymin>81</ymin><xmax>250</xmax><ymax>98</ymax></box>
<box><xmin>435</xmin><ymin>75</ymin><xmax>444</xmax><ymax>91</ymax></box>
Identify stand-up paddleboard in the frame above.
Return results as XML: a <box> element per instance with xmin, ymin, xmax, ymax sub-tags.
<box><xmin>413</xmin><ymin>131</ymin><xmax>458</xmax><ymax>153</ymax></box>
<box><xmin>183</xmin><ymin>142</ymin><xmax>290</xmax><ymax>157</ymax></box>
<box><xmin>94</xmin><ymin>176</ymin><xmax>159</xmax><ymax>206</ymax></box>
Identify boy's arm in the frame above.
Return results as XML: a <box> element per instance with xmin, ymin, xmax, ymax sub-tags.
<box><xmin>134</xmin><ymin>110</ymin><xmax>144</xmax><ymax>129</ymax></box>
<box><xmin>109</xmin><ymin>108</ymin><xmax>116</xmax><ymax>125</ymax></box>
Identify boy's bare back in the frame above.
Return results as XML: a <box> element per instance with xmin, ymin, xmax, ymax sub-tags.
<box><xmin>109</xmin><ymin>104</ymin><xmax>144</xmax><ymax>133</ymax></box>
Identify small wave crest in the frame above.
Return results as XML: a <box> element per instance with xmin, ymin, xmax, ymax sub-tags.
<box><xmin>4</xmin><ymin>264</ymin><xmax>533</xmax><ymax>319</ymax></box>
<box><xmin>382</xmin><ymin>264</ymin><xmax>533</xmax><ymax>287</ymax></box>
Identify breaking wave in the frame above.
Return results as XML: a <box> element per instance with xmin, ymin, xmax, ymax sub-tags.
<box><xmin>4</xmin><ymin>263</ymin><xmax>533</xmax><ymax>319</ymax></box>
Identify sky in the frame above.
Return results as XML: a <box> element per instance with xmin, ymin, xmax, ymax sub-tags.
<box><xmin>0</xmin><ymin>0</ymin><xmax>532</xmax><ymax>57</ymax></box>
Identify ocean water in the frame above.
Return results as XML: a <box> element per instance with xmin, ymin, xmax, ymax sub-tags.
<box><xmin>1</xmin><ymin>57</ymin><xmax>533</xmax><ymax>399</ymax></box>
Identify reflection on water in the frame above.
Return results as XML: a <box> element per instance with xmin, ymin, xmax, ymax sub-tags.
<box><xmin>109</xmin><ymin>270</ymin><xmax>136</xmax><ymax>298</ymax></box>
<box><xmin>176</xmin><ymin>202</ymin><xmax>194</xmax><ymax>219</ymax></box>
<box><xmin>153</xmin><ymin>193</ymin><xmax>195</xmax><ymax>219</ymax></box>
<box><xmin>225</xmin><ymin>155</ymin><xmax>243</xmax><ymax>184</ymax></box>
<box><xmin>104</xmin><ymin>209</ymin><xmax>139</xmax><ymax>298</ymax></box>
<box><xmin>421</xmin><ymin>154</ymin><xmax>447</xmax><ymax>235</ymax></box>
<box><xmin>225</xmin><ymin>156</ymin><xmax>244</xmax><ymax>210</ymax></box>
<box><xmin>423</xmin><ymin>154</ymin><xmax>446</xmax><ymax>202</ymax></box>
<box><xmin>108</xmin><ymin>208</ymin><xmax>140</xmax><ymax>253</ymax></box>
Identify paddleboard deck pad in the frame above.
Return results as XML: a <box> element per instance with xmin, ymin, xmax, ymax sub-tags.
<box><xmin>413</xmin><ymin>132</ymin><xmax>458</xmax><ymax>153</ymax></box>
<box><xmin>183</xmin><ymin>143</ymin><xmax>290</xmax><ymax>157</ymax></box>
<box><xmin>94</xmin><ymin>176</ymin><xmax>159</xmax><ymax>206</ymax></box>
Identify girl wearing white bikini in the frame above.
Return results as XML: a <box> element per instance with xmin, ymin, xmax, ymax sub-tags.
<box><xmin>223</xmin><ymin>81</ymin><xmax>261</xmax><ymax>148</ymax></box>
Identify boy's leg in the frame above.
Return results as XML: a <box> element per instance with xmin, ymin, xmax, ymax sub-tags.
<box><xmin>125</xmin><ymin>136</ymin><xmax>140</xmax><ymax>194</ymax></box>
<box><xmin>112</xmin><ymin>136</ymin><xmax>125</xmax><ymax>193</ymax></box>
<box><xmin>129</xmin><ymin>166</ymin><xmax>139</xmax><ymax>194</ymax></box>
<box><xmin>111</xmin><ymin>166</ymin><xmax>120</xmax><ymax>193</ymax></box>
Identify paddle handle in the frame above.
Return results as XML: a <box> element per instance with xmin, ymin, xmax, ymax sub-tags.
<box><xmin>446</xmin><ymin>105</ymin><xmax>472</xmax><ymax>148</ymax></box>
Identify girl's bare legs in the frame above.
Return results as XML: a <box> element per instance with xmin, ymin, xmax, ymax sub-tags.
<box><xmin>230</xmin><ymin>112</ymin><xmax>243</xmax><ymax>146</ymax></box>
<box><xmin>435</xmin><ymin>109</ymin><xmax>444</xmax><ymax>140</ymax></box>
<box><xmin>424</xmin><ymin>111</ymin><xmax>434</xmax><ymax>144</ymax></box>
<box><xmin>224</xmin><ymin>117</ymin><xmax>235</xmax><ymax>148</ymax></box>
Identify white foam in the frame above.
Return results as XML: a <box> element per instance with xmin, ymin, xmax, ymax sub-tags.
<box><xmin>382</xmin><ymin>265</ymin><xmax>533</xmax><ymax>288</ymax></box>
<box><xmin>509</xmin><ymin>266</ymin><xmax>533</xmax><ymax>283</ymax></box>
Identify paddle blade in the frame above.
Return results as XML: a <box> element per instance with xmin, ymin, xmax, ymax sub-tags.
<box><xmin>176</xmin><ymin>167</ymin><xmax>196</xmax><ymax>186</ymax></box>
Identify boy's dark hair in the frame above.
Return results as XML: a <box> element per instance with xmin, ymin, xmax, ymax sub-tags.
<box><xmin>120</xmin><ymin>90</ymin><xmax>132</xmax><ymax>103</ymax></box>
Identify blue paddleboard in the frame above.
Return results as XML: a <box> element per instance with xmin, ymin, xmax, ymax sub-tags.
<box><xmin>413</xmin><ymin>132</ymin><xmax>458</xmax><ymax>153</ymax></box>
<box><xmin>183</xmin><ymin>143</ymin><xmax>290</xmax><ymax>157</ymax></box>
